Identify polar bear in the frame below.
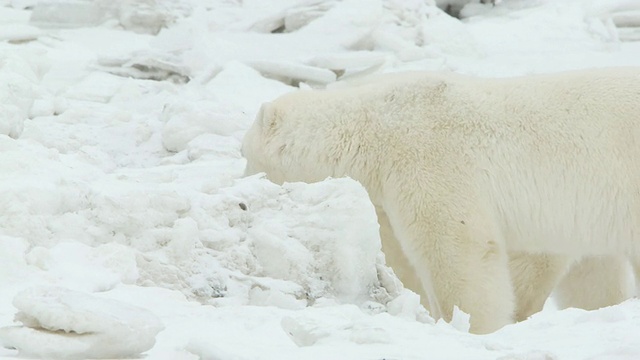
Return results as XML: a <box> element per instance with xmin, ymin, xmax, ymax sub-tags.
<box><xmin>242</xmin><ymin>67</ymin><xmax>640</xmax><ymax>334</ymax></box>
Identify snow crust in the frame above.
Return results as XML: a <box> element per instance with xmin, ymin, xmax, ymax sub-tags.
<box><xmin>0</xmin><ymin>287</ymin><xmax>164</xmax><ymax>359</ymax></box>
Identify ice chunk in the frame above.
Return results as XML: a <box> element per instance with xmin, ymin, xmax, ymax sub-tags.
<box><xmin>386</xmin><ymin>289</ymin><xmax>434</xmax><ymax>324</ymax></box>
<box><xmin>449</xmin><ymin>305</ymin><xmax>471</xmax><ymax>333</ymax></box>
<box><xmin>0</xmin><ymin>286</ymin><xmax>164</xmax><ymax>359</ymax></box>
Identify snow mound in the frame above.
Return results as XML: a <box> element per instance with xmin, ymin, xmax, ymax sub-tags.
<box><xmin>0</xmin><ymin>286</ymin><xmax>164</xmax><ymax>359</ymax></box>
<box><xmin>247</xmin><ymin>178</ymin><xmax>384</xmax><ymax>304</ymax></box>
<box><xmin>131</xmin><ymin>176</ymin><xmax>402</xmax><ymax>308</ymax></box>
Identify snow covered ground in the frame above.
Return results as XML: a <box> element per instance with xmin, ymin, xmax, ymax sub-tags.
<box><xmin>0</xmin><ymin>0</ymin><xmax>639</xmax><ymax>359</ymax></box>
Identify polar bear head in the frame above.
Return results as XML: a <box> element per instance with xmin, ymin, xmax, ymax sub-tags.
<box><xmin>241</xmin><ymin>93</ymin><xmax>350</xmax><ymax>185</ymax></box>
<box><xmin>242</xmin><ymin>99</ymin><xmax>312</xmax><ymax>185</ymax></box>
<box><xmin>242</xmin><ymin>102</ymin><xmax>282</xmax><ymax>181</ymax></box>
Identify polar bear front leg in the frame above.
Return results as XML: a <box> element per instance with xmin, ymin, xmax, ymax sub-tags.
<box><xmin>554</xmin><ymin>255</ymin><xmax>635</xmax><ymax>311</ymax></box>
<box><xmin>376</xmin><ymin>206</ymin><xmax>430</xmax><ymax>309</ymax></box>
<box><xmin>383</xmin><ymin>198</ymin><xmax>515</xmax><ymax>334</ymax></box>
<box><xmin>509</xmin><ymin>252</ymin><xmax>571</xmax><ymax>321</ymax></box>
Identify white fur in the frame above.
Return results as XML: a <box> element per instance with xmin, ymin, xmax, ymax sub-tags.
<box><xmin>554</xmin><ymin>256</ymin><xmax>636</xmax><ymax>311</ymax></box>
<box><xmin>242</xmin><ymin>68</ymin><xmax>640</xmax><ymax>334</ymax></box>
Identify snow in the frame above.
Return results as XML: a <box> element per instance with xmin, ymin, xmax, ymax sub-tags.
<box><xmin>0</xmin><ymin>286</ymin><xmax>163</xmax><ymax>359</ymax></box>
<box><xmin>0</xmin><ymin>0</ymin><xmax>639</xmax><ymax>359</ymax></box>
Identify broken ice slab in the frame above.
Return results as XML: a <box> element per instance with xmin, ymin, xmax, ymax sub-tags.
<box><xmin>246</xmin><ymin>60</ymin><xmax>337</xmax><ymax>86</ymax></box>
<box><xmin>97</xmin><ymin>54</ymin><xmax>190</xmax><ymax>83</ymax></box>
<box><xmin>0</xmin><ymin>286</ymin><xmax>164</xmax><ymax>360</ymax></box>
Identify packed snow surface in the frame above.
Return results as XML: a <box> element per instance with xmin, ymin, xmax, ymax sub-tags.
<box><xmin>0</xmin><ymin>0</ymin><xmax>639</xmax><ymax>359</ymax></box>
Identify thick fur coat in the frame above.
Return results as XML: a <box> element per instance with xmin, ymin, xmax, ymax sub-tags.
<box><xmin>242</xmin><ymin>68</ymin><xmax>640</xmax><ymax>333</ymax></box>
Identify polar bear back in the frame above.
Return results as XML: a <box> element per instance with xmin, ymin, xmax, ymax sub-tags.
<box><xmin>261</xmin><ymin>68</ymin><xmax>639</xmax><ymax>160</ymax></box>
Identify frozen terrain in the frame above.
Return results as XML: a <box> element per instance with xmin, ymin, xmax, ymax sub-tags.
<box><xmin>0</xmin><ymin>0</ymin><xmax>639</xmax><ymax>359</ymax></box>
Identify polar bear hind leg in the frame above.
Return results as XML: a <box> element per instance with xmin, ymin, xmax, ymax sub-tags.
<box><xmin>510</xmin><ymin>254</ymin><xmax>636</xmax><ymax>321</ymax></box>
<box><xmin>509</xmin><ymin>252</ymin><xmax>572</xmax><ymax>321</ymax></box>
<box><xmin>554</xmin><ymin>256</ymin><xmax>635</xmax><ymax>311</ymax></box>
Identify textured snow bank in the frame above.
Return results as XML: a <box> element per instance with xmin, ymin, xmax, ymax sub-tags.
<box><xmin>141</xmin><ymin>175</ymin><xmax>400</xmax><ymax>307</ymax></box>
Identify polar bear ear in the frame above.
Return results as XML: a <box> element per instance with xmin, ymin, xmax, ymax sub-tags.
<box><xmin>257</xmin><ymin>102</ymin><xmax>278</xmax><ymax>132</ymax></box>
